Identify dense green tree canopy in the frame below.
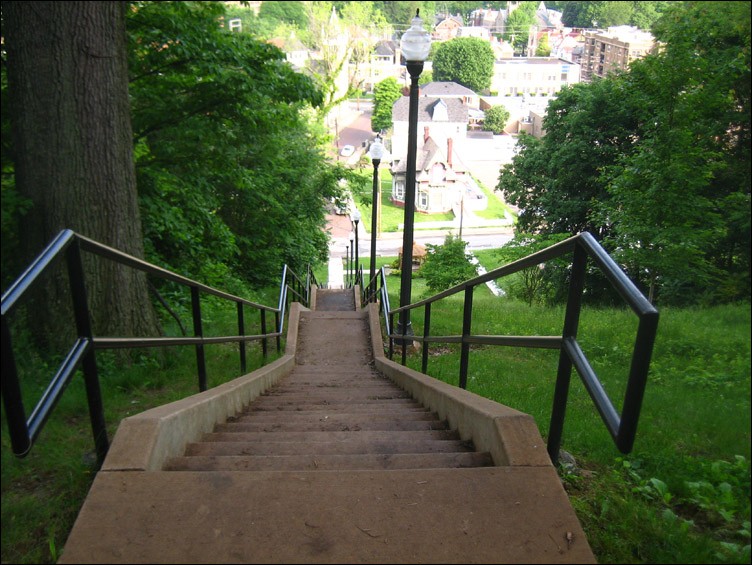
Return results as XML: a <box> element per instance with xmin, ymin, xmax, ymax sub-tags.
<box><xmin>599</xmin><ymin>0</ymin><xmax>751</xmax><ymax>303</ymax></box>
<box><xmin>419</xmin><ymin>235</ymin><xmax>477</xmax><ymax>293</ymax></box>
<box><xmin>559</xmin><ymin>1</ymin><xmax>676</xmax><ymax>29</ymax></box>
<box><xmin>482</xmin><ymin>105</ymin><xmax>511</xmax><ymax>134</ymax></box>
<box><xmin>258</xmin><ymin>1</ymin><xmax>308</xmax><ymax>28</ymax></box>
<box><xmin>432</xmin><ymin>37</ymin><xmax>495</xmax><ymax>93</ymax></box>
<box><xmin>497</xmin><ymin>1</ymin><xmax>751</xmax><ymax>305</ymax></box>
<box><xmin>498</xmin><ymin>77</ymin><xmax>640</xmax><ymax>237</ymax></box>
<box><xmin>503</xmin><ymin>1</ymin><xmax>537</xmax><ymax>53</ymax></box>
<box><xmin>127</xmin><ymin>1</ymin><xmax>346</xmax><ymax>288</ymax></box>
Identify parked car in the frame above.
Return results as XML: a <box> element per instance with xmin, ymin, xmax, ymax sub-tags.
<box><xmin>339</xmin><ymin>145</ymin><xmax>355</xmax><ymax>157</ymax></box>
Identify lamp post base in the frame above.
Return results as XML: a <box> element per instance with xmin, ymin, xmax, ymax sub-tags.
<box><xmin>395</xmin><ymin>320</ymin><xmax>415</xmax><ymax>348</ymax></box>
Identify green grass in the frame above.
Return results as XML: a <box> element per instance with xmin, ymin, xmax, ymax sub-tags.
<box><xmin>354</xmin><ymin>169</ymin><xmax>514</xmax><ymax>234</ymax></box>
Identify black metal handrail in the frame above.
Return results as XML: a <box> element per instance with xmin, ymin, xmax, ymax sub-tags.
<box><xmin>363</xmin><ymin>266</ymin><xmax>392</xmax><ymax>340</ymax></box>
<box><xmin>373</xmin><ymin>232</ymin><xmax>659</xmax><ymax>464</ymax></box>
<box><xmin>1</xmin><ymin>229</ymin><xmax>315</xmax><ymax>465</ymax></box>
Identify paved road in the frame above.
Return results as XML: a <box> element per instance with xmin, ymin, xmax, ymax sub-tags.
<box><xmin>327</xmin><ymin>212</ymin><xmax>513</xmax><ymax>259</ymax></box>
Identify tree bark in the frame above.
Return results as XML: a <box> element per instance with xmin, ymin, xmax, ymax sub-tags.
<box><xmin>4</xmin><ymin>1</ymin><xmax>160</xmax><ymax>346</ymax></box>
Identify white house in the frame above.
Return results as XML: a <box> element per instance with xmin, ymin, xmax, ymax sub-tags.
<box><xmin>391</xmin><ymin>129</ymin><xmax>486</xmax><ymax>215</ymax></box>
<box><xmin>391</xmin><ymin>95</ymin><xmax>469</xmax><ymax>160</ymax></box>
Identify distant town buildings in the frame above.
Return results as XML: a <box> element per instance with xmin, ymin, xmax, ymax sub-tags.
<box><xmin>581</xmin><ymin>26</ymin><xmax>656</xmax><ymax>81</ymax></box>
<box><xmin>492</xmin><ymin>57</ymin><xmax>580</xmax><ymax>97</ymax></box>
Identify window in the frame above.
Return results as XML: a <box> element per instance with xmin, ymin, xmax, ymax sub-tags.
<box><xmin>393</xmin><ymin>181</ymin><xmax>405</xmax><ymax>201</ymax></box>
<box><xmin>418</xmin><ymin>191</ymin><xmax>429</xmax><ymax>211</ymax></box>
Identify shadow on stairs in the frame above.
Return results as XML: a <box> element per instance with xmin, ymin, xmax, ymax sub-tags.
<box><xmin>58</xmin><ymin>297</ymin><xmax>595</xmax><ymax>564</ymax></box>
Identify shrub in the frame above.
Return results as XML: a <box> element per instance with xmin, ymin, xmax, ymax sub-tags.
<box><xmin>419</xmin><ymin>235</ymin><xmax>478</xmax><ymax>293</ymax></box>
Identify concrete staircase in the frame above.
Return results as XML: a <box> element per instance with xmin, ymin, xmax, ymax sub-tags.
<box><xmin>59</xmin><ymin>288</ymin><xmax>595</xmax><ymax>564</ymax></box>
<box><xmin>165</xmin><ymin>297</ymin><xmax>493</xmax><ymax>473</ymax></box>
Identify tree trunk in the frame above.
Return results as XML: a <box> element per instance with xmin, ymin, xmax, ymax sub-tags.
<box><xmin>4</xmin><ymin>1</ymin><xmax>160</xmax><ymax>347</ymax></box>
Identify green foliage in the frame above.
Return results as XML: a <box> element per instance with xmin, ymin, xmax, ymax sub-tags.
<box><xmin>598</xmin><ymin>1</ymin><xmax>751</xmax><ymax>305</ymax></box>
<box><xmin>535</xmin><ymin>33</ymin><xmax>552</xmax><ymax>56</ymax></box>
<box><xmin>432</xmin><ymin>37</ymin><xmax>495</xmax><ymax>93</ymax></box>
<box><xmin>503</xmin><ymin>1</ymin><xmax>538</xmax><ymax>54</ymax></box>
<box><xmin>493</xmin><ymin>233</ymin><xmax>571</xmax><ymax>305</ymax></box>
<box><xmin>127</xmin><ymin>1</ymin><xmax>341</xmax><ymax>288</ymax></box>
<box><xmin>560</xmin><ymin>1</ymin><xmax>674</xmax><ymax>30</ymax></box>
<box><xmin>482</xmin><ymin>105</ymin><xmax>510</xmax><ymax>134</ymax></box>
<box><xmin>418</xmin><ymin>235</ymin><xmax>478</xmax><ymax>293</ymax></box>
<box><xmin>498</xmin><ymin>1</ymin><xmax>751</xmax><ymax>306</ymax></box>
<box><xmin>618</xmin><ymin>455</ymin><xmax>751</xmax><ymax>563</ymax></box>
<box><xmin>371</xmin><ymin>77</ymin><xmax>402</xmax><ymax>133</ymax></box>
<box><xmin>258</xmin><ymin>1</ymin><xmax>308</xmax><ymax>28</ymax></box>
<box><xmin>498</xmin><ymin>78</ymin><xmax>641</xmax><ymax>238</ymax></box>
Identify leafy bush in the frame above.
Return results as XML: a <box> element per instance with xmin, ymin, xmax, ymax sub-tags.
<box><xmin>418</xmin><ymin>235</ymin><xmax>478</xmax><ymax>293</ymax></box>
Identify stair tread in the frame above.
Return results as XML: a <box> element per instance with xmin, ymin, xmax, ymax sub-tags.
<box><xmin>184</xmin><ymin>438</ymin><xmax>476</xmax><ymax>456</ymax></box>
<box><xmin>214</xmin><ymin>420</ymin><xmax>449</xmax><ymax>432</ymax></box>
<box><xmin>230</xmin><ymin>411</ymin><xmax>442</xmax><ymax>422</ymax></box>
<box><xmin>165</xmin><ymin>451</ymin><xmax>494</xmax><ymax>471</ymax></box>
<box><xmin>201</xmin><ymin>430</ymin><xmax>460</xmax><ymax>442</ymax></box>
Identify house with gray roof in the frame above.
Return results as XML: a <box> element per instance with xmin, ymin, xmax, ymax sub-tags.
<box><xmin>420</xmin><ymin>81</ymin><xmax>480</xmax><ymax>109</ymax></box>
<box><xmin>390</xmin><ymin>130</ymin><xmax>486</xmax><ymax>216</ymax></box>
<box><xmin>391</xmin><ymin>95</ymin><xmax>469</xmax><ymax>159</ymax></box>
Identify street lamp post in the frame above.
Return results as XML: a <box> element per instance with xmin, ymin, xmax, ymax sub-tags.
<box><xmin>397</xmin><ymin>10</ymin><xmax>431</xmax><ymax>344</ymax></box>
<box><xmin>368</xmin><ymin>137</ymin><xmax>384</xmax><ymax>298</ymax></box>
<box><xmin>348</xmin><ymin>231</ymin><xmax>355</xmax><ymax>288</ymax></box>
<box><xmin>351</xmin><ymin>210</ymin><xmax>361</xmax><ymax>288</ymax></box>
<box><xmin>344</xmin><ymin>244</ymin><xmax>349</xmax><ymax>289</ymax></box>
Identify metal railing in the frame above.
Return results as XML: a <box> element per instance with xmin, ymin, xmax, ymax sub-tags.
<box><xmin>1</xmin><ymin>229</ymin><xmax>316</xmax><ymax>465</ymax></box>
<box><xmin>366</xmin><ymin>232</ymin><xmax>659</xmax><ymax>464</ymax></box>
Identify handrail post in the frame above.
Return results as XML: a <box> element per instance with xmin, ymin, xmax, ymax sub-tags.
<box><xmin>459</xmin><ymin>286</ymin><xmax>474</xmax><ymax>389</ymax></box>
<box><xmin>1</xmin><ymin>317</ymin><xmax>31</xmax><ymax>457</ymax></box>
<box><xmin>388</xmin><ymin>311</ymin><xmax>395</xmax><ymax>360</ymax></box>
<box><xmin>260</xmin><ymin>310</ymin><xmax>268</xmax><ymax>359</ymax></box>
<box><xmin>66</xmin><ymin>241</ymin><xmax>108</xmax><ymax>466</ymax></box>
<box><xmin>237</xmin><ymin>302</ymin><xmax>246</xmax><ymax>374</ymax></box>
<box><xmin>421</xmin><ymin>303</ymin><xmax>431</xmax><ymax>374</ymax></box>
<box><xmin>547</xmin><ymin>241</ymin><xmax>587</xmax><ymax>464</ymax></box>
<box><xmin>275</xmin><ymin>311</ymin><xmax>281</xmax><ymax>353</ymax></box>
<box><xmin>190</xmin><ymin>287</ymin><xmax>207</xmax><ymax>392</ymax></box>
<box><xmin>617</xmin><ymin>312</ymin><xmax>659</xmax><ymax>452</ymax></box>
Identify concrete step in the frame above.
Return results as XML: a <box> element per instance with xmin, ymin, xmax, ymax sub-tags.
<box><xmin>314</xmin><ymin>289</ymin><xmax>356</xmax><ymax>311</ymax></box>
<box><xmin>254</xmin><ymin>388</ymin><xmax>420</xmax><ymax>400</ymax></box>
<box><xmin>164</xmin><ymin>451</ymin><xmax>494</xmax><ymax>472</ymax></box>
<box><xmin>199</xmin><ymin>429</ymin><xmax>461</xmax><ymax>443</ymax></box>
<box><xmin>182</xmin><ymin>438</ymin><xmax>476</xmax><ymax>457</ymax></box>
<box><xmin>228</xmin><ymin>411</ymin><xmax>443</xmax><ymax>423</ymax></box>
<box><xmin>247</xmin><ymin>404</ymin><xmax>429</xmax><ymax>413</ymax></box>
<box><xmin>59</xmin><ymin>468</ymin><xmax>596</xmax><ymax>564</ymax></box>
<box><xmin>214</xmin><ymin>419</ymin><xmax>450</xmax><ymax>433</ymax></box>
<box><xmin>258</xmin><ymin>388</ymin><xmax>412</xmax><ymax>399</ymax></box>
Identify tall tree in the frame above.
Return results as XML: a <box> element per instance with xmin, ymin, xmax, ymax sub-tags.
<box><xmin>503</xmin><ymin>1</ymin><xmax>537</xmax><ymax>54</ymax></box>
<box><xmin>497</xmin><ymin>77</ymin><xmax>640</xmax><ymax>237</ymax></box>
<box><xmin>4</xmin><ymin>1</ymin><xmax>160</xmax><ymax>345</ymax></box>
<box><xmin>432</xmin><ymin>37</ymin><xmax>495</xmax><ymax>93</ymax></box>
<box><xmin>600</xmin><ymin>1</ymin><xmax>751</xmax><ymax>303</ymax></box>
<box><xmin>371</xmin><ymin>77</ymin><xmax>403</xmax><ymax>133</ymax></box>
<box><xmin>127</xmin><ymin>1</ymin><xmax>338</xmax><ymax>288</ymax></box>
